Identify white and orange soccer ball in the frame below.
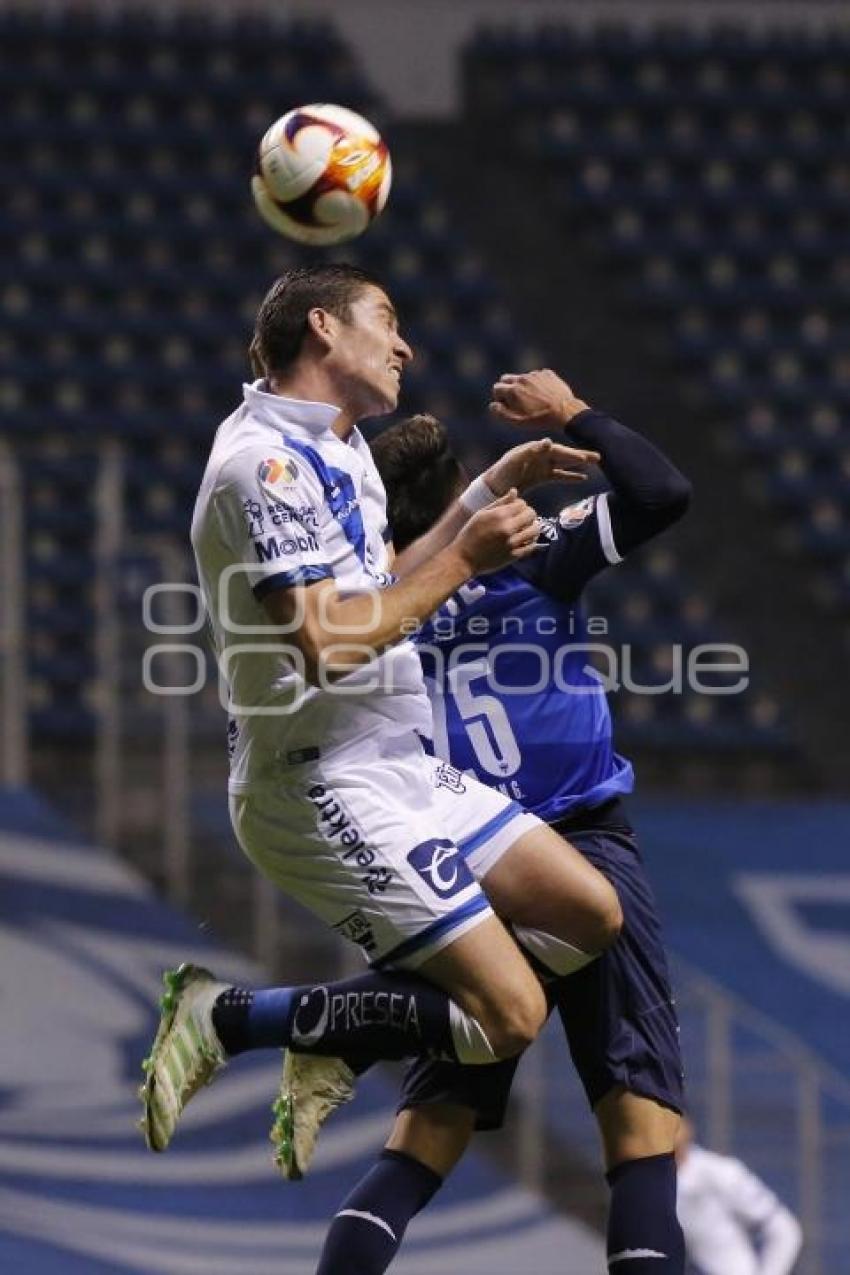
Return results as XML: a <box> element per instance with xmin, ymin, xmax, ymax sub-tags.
<box><xmin>252</xmin><ymin>104</ymin><xmax>392</xmax><ymax>246</ymax></box>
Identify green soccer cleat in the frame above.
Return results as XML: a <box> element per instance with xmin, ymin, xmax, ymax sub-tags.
<box><xmin>270</xmin><ymin>1050</ymin><xmax>356</xmax><ymax>1180</ymax></box>
<box><xmin>138</xmin><ymin>963</ymin><xmax>229</xmax><ymax>1152</ymax></box>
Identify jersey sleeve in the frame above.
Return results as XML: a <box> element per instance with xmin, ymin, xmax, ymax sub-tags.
<box><xmin>713</xmin><ymin>1162</ymin><xmax>805</xmax><ymax>1269</ymax></box>
<box><xmin>710</xmin><ymin>1156</ymin><xmax>802</xmax><ymax>1275</ymax></box>
<box><xmin>712</xmin><ymin>1155</ymin><xmax>782</xmax><ymax>1229</ymax></box>
<box><xmin>213</xmin><ymin>447</ymin><xmax>334</xmax><ymax>600</ymax></box>
<box><xmin>517</xmin><ymin>492</ymin><xmax>621</xmax><ymax>604</ymax></box>
<box><xmin>758</xmin><ymin>1209</ymin><xmax>804</xmax><ymax>1275</ymax></box>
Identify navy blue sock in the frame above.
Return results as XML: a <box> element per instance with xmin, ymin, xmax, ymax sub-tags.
<box><xmin>213</xmin><ymin>986</ymin><xmax>296</xmax><ymax>1051</ymax></box>
<box><xmin>212</xmin><ymin>970</ymin><xmax>458</xmax><ymax>1062</ymax></box>
<box><xmin>316</xmin><ymin>1149</ymin><xmax>442</xmax><ymax>1275</ymax></box>
<box><xmin>605</xmin><ymin>1153</ymin><xmax>685</xmax><ymax>1273</ymax></box>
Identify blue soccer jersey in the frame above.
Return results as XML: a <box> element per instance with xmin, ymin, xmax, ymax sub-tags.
<box><xmin>416</xmin><ymin>493</ymin><xmax>634</xmax><ymax>822</ymax></box>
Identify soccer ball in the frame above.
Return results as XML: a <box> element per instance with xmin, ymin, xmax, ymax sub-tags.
<box><xmin>252</xmin><ymin>104</ymin><xmax>392</xmax><ymax>246</ymax></box>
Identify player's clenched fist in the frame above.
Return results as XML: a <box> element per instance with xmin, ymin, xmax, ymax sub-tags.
<box><xmin>454</xmin><ymin>489</ymin><xmax>539</xmax><ymax>575</ymax></box>
<box><xmin>489</xmin><ymin>368</ymin><xmax>590</xmax><ymax>429</ymax></box>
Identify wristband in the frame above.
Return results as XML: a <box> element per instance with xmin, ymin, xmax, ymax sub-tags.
<box><xmin>459</xmin><ymin>474</ymin><xmax>497</xmax><ymax>513</ymax></box>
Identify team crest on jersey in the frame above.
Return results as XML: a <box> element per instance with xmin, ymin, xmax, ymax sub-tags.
<box><xmin>258</xmin><ymin>456</ymin><xmax>299</xmax><ymax>487</ymax></box>
<box><xmin>558</xmin><ymin>496</ymin><xmax>596</xmax><ymax>530</ymax></box>
<box><xmin>242</xmin><ymin>497</ymin><xmax>265</xmax><ymax>538</ymax></box>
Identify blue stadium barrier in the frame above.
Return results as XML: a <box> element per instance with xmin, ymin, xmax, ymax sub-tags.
<box><xmin>0</xmin><ymin>788</ymin><xmax>603</xmax><ymax>1274</ymax></box>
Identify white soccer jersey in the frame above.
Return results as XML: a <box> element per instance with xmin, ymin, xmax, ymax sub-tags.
<box><xmin>192</xmin><ymin>381</ymin><xmax>539</xmax><ymax>969</ymax></box>
<box><xmin>677</xmin><ymin>1144</ymin><xmax>803</xmax><ymax>1275</ymax></box>
<box><xmin>191</xmin><ymin>381</ymin><xmax>431</xmax><ymax>793</ymax></box>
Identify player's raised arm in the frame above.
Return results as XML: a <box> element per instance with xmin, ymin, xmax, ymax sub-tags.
<box><xmin>491</xmin><ymin>369</ymin><xmax>692</xmax><ymax>547</ymax></box>
<box><xmin>263</xmin><ymin>489</ymin><xmax>538</xmax><ymax>683</ymax></box>
<box><xmin>489</xmin><ymin>369</ymin><xmax>692</xmax><ymax>601</ymax></box>
<box><xmin>211</xmin><ymin>438</ymin><xmax>537</xmax><ymax>683</ymax></box>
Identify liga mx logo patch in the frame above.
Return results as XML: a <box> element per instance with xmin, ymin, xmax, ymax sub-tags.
<box><xmin>407</xmin><ymin>838</ymin><xmax>474</xmax><ymax>899</ymax></box>
<box><xmin>258</xmin><ymin>456</ymin><xmax>299</xmax><ymax>486</ymax></box>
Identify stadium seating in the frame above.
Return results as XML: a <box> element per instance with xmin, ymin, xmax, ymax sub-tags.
<box><xmin>465</xmin><ymin>22</ymin><xmax>850</xmax><ymax>617</ymax></box>
<box><xmin>2</xmin><ymin>9</ymin><xmax>788</xmax><ymax>754</ymax></box>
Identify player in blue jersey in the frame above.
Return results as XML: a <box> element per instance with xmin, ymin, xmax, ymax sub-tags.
<box><xmin>311</xmin><ymin>369</ymin><xmax>692</xmax><ymax>1275</ymax></box>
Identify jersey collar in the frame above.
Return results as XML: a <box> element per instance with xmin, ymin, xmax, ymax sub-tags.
<box><xmin>243</xmin><ymin>380</ymin><xmax>340</xmax><ymax>438</ymax></box>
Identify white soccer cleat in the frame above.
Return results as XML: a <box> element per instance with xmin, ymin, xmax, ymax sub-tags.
<box><xmin>270</xmin><ymin>1050</ymin><xmax>356</xmax><ymax>1180</ymax></box>
<box><xmin>139</xmin><ymin>963</ymin><xmax>229</xmax><ymax>1152</ymax></box>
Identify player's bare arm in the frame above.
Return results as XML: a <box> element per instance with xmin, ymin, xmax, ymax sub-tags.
<box><xmin>393</xmin><ymin>435</ymin><xmax>598</xmax><ymax>577</ymax></box>
<box><xmin>263</xmin><ymin>490</ymin><xmax>539</xmax><ymax>682</ymax></box>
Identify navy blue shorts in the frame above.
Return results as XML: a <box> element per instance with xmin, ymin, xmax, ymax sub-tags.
<box><xmin>398</xmin><ymin>800</ymin><xmax>684</xmax><ymax>1131</ymax></box>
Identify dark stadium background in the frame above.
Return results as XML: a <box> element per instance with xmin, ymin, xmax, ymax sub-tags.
<box><xmin>1</xmin><ymin>1</ymin><xmax>848</xmax><ymax>1271</ymax></box>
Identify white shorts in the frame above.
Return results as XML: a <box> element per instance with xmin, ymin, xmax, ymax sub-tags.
<box><xmin>229</xmin><ymin>733</ymin><xmax>540</xmax><ymax>970</ymax></box>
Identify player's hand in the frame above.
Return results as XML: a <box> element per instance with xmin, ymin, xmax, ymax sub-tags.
<box><xmin>484</xmin><ymin>437</ymin><xmax>599</xmax><ymax>496</ymax></box>
<box><xmin>489</xmin><ymin>369</ymin><xmax>590</xmax><ymax>429</ymax></box>
<box><xmin>454</xmin><ymin>489</ymin><xmax>540</xmax><ymax>574</ymax></box>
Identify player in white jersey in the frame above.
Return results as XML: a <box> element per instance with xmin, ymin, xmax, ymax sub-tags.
<box><xmin>675</xmin><ymin>1119</ymin><xmax>802</xmax><ymax>1275</ymax></box>
<box><xmin>140</xmin><ymin>264</ymin><xmax>621</xmax><ymax>1170</ymax></box>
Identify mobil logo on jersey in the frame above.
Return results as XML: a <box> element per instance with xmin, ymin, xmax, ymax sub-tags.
<box><xmin>254</xmin><ymin>529</ymin><xmax>320</xmax><ymax>561</ymax></box>
<box><xmin>407</xmin><ymin>837</ymin><xmax>474</xmax><ymax>899</ymax></box>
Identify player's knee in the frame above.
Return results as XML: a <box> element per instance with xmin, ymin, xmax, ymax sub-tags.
<box><xmin>484</xmin><ymin>980</ymin><xmax>547</xmax><ymax>1059</ymax></box>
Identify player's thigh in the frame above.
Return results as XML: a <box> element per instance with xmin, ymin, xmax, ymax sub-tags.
<box><xmin>418</xmin><ymin>913</ymin><xmax>547</xmax><ymax>1049</ymax></box>
<box><xmin>425</xmin><ymin>759</ymin><xmax>620</xmax><ymax>953</ymax></box>
<box><xmin>555</xmin><ymin>830</ymin><xmax>684</xmax><ymax>1137</ymax></box>
<box><xmin>481</xmin><ymin>822</ymin><xmax>622</xmax><ymax>953</ymax></box>
<box><xmin>594</xmin><ymin>1086</ymin><xmax>681</xmax><ymax>1170</ymax></box>
<box><xmin>385</xmin><ymin>1104</ymin><xmax>476</xmax><ymax>1179</ymax></box>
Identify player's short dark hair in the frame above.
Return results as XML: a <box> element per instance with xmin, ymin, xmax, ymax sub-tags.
<box><xmin>371</xmin><ymin>414</ymin><xmax>465</xmax><ymax>551</ymax></box>
<box><xmin>251</xmin><ymin>264</ymin><xmax>383</xmax><ymax>376</ymax></box>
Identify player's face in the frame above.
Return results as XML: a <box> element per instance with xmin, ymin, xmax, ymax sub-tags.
<box><xmin>329</xmin><ymin>285</ymin><xmax>412</xmax><ymax>416</ymax></box>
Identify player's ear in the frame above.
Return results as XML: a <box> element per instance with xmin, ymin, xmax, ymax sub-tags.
<box><xmin>306</xmin><ymin>306</ymin><xmax>338</xmax><ymax>353</ymax></box>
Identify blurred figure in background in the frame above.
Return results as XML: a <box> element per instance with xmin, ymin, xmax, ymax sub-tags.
<box><xmin>675</xmin><ymin>1117</ymin><xmax>803</xmax><ymax>1275</ymax></box>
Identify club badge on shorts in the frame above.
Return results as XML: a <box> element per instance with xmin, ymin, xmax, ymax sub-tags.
<box><xmin>407</xmin><ymin>838</ymin><xmax>474</xmax><ymax>899</ymax></box>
